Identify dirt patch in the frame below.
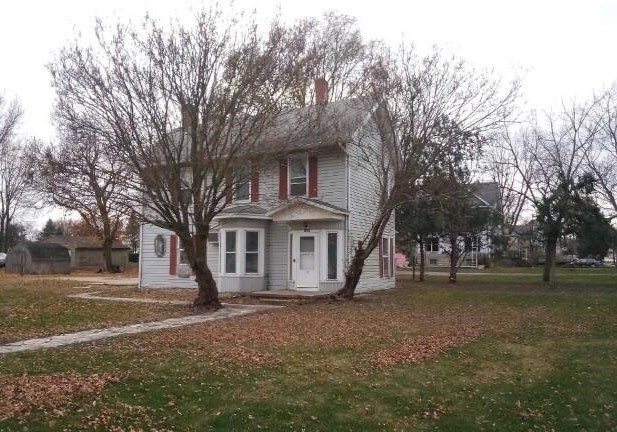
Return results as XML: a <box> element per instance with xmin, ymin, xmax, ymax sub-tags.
<box><xmin>0</xmin><ymin>372</ymin><xmax>121</xmax><ymax>420</ymax></box>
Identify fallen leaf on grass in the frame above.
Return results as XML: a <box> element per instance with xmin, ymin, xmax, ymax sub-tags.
<box><xmin>371</xmin><ymin>327</ymin><xmax>483</xmax><ymax>368</ymax></box>
<box><xmin>0</xmin><ymin>372</ymin><xmax>121</xmax><ymax>420</ymax></box>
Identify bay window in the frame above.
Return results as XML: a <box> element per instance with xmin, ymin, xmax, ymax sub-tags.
<box><xmin>221</xmin><ymin>229</ymin><xmax>264</xmax><ymax>276</ymax></box>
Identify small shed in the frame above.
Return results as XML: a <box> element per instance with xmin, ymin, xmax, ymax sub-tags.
<box><xmin>5</xmin><ymin>242</ymin><xmax>71</xmax><ymax>275</ymax></box>
<box><xmin>39</xmin><ymin>235</ymin><xmax>130</xmax><ymax>269</ymax></box>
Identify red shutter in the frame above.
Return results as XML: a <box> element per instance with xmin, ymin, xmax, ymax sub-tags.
<box><xmin>378</xmin><ymin>237</ymin><xmax>383</xmax><ymax>278</ymax></box>
<box><xmin>278</xmin><ymin>159</ymin><xmax>288</xmax><ymax>200</ymax></box>
<box><xmin>251</xmin><ymin>170</ymin><xmax>259</xmax><ymax>203</ymax></box>
<box><xmin>169</xmin><ymin>235</ymin><xmax>177</xmax><ymax>275</ymax></box>
<box><xmin>390</xmin><ymin>237</ymin><xmax>394</xmax><ymax>277</ymax></box>
<box><xmin>308</xmin><ymin>155</ymin><xmax>318</xmax><ymax>198</ymax></box>
<box><xmin>225</xmin><ymin>175</ymin><xmax>233</xmax><ymax>204</ymax></box>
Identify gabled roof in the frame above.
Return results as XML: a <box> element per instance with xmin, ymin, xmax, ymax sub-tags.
<box><xmin>264</xmin><ymin>98</ymin><xmax>374</xmax><ymax>152</ymax></box>
<box><xmin>266</xmin><ymin>197</ymin><xmax>348</xmax><ymax>222</ymax></box>
<box><xmin>468</xmin><ymin>182</ymin><xmax>500</xmax><ymax>208</ymax></box>
<box><xmin>40</xmin><ymin>235</ymin><xmax>130</xmax><ymax>250</ymax></box>
<box><xmin>171</xmin><ymin>98</ymin><xmax>378</xmax><ymax>155</ymax></box>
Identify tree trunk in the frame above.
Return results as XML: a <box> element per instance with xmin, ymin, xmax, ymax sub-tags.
<box><xmin>191</xmin><ymin>233</ymin><xmax>222</xmax><ymax>310</ymax></box>
<box><xmin>102</xmin><ymin>237</ymin><xmax>114</xmax><ymax>272</ymax></box>
<box><xmin>419</xmin><ymin>238</ymin><xmax>425</xmax><ymax>282</ymax></box>
<box><xmin>449</xmin><ymin>233</ymin><xmax>458</xmax><ymax>284</ymax></box>
<box><xmin>543</xmin><ymin>237</ymin><xmax>557</xmax><ymax>284</ymax></box>
<box><xmin>337</xmin><ymin>250</ymin><xmax>366</xmax><ymax>299</ymax></box>
<box><xmin>193</xmin><ymin>264</ymin><xmax>222</xmax><ymax>309</ymax></box>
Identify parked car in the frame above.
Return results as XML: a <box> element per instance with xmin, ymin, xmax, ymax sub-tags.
<box><xmin>0</xmin><ymin>252</ymin><xmax>6</xmax><ymax>268</ymax></box>
<box><xmin>572</xmin><ymin>258</ymin><xmax>602</xmax><ymax>268</ymax></box>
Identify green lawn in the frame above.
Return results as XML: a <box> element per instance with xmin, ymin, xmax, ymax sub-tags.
<box><xmin>0</xmin><ymin>275</ymin><xmax>193</xmax><ymax>343</ymax></box>
<box><xmin>1</xmin><ymin>272</ymin><xmax>616</xmax><ymax>431</ymax></box>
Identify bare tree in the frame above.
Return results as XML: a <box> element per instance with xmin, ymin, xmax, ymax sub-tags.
<box><xmin>336</xmin><ymin>46</ymin><xmax>520</xmax><ymax>298</ymax></box>
<box><xmin>484</xmin><ymin>130</ymin><xmax>530</xmax><ymax>235</ymax></box>
<box><xmin>286</xmin><ymin>12</ymin><xmax>367</xmax><ymax>106</ymax></box>
<box><xmin>0</xmin><ymin>94</ymin><xmax>29</xmax><ymax>252</ymax></box>
<box><xmin>49</xmin><ymin>9</ymin><xmax>313</xmax><ymax>309</ymax></box>
<box><xmin>32</xmin><ymin>133</ymin><xmax>127</xmax><ymax>271</ymax></box>
<box><xmin>500</xmin><ymin>101</ymin><xmax>599</xmax><ymax>283</ymax></box>
<box><xmin>587</xmin><ymin>84</ymin><xmax>617</xmax><ymax>219</ymax></box>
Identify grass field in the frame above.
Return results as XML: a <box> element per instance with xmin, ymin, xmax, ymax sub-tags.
<box><xmin>1</xmin><ymin>269</ymin><xmax>616</xmax><ymax>431</ymax></box>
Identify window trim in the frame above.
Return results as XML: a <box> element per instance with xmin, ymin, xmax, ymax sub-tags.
<box><xmin>426</xmin><ymin>237</ymin><xmax>440</xmax><ymax>253</ymax></box>
<box><xmin>220</xmin><ymin>228</ymin><xmax>264</xmax><ymax>277</ymax></box>
<box><xmin>317</xmin><ymin>230</ymin><xmax>344</xmax><ymax>282</ymax></box>
<box><xmin>288</xmin><ymin>155</ymin><xmax>308</xmax><ymax>197</ymax></box>
<box><xmin>326</xmin><ymin>231</ymin><xmax>339</xmax><ymax>281</ymax></box>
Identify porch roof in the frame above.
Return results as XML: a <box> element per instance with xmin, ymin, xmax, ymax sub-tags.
<box><xmin>215</xmin><ymin>204</ymin><xmax>272</xmax><ymax>220</ymax></box>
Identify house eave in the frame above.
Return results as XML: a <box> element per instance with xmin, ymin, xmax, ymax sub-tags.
<box><xmin>213</xmin><ymin>214</ymin><xmax>273</xmax><ymax>221</ymax></box>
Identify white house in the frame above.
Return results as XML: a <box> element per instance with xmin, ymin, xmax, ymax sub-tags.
<box><xmin>424</xmin><ymin>182</ymin><xmax>500</xmax><ymax>268</ymax></box>
<box><xmin>139</xmin><ymin>89</ymin><xmax>395</xmax><ymax>293</ymax></box>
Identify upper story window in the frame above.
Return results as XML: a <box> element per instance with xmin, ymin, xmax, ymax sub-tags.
<box><xmin>426</xmin><ymin>237</ymin><xmax>440</xmax><ymax>253</ymax></box>
<box><xmin>289</xmin><ymin>157</ymin><xmax>307</xmax><ymax>196</ymax></box>
<box><xmin>235</xmin><ymin>165</ymin><xmax>251</xmax><ymax>201</ymax></box>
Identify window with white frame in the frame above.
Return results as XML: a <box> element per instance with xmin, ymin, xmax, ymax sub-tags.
<box><xmin>245</xmin><ymin>231</ymin><xmax>259</xmax><ymax>273</ymax></box>
<box><xmin>222</xmin><ymin>229</ymin><xmax>263</xmax><ymax>276</ymax></box>
<box><xmin>224</xmin><ymin>231</ymin><xmax>237</xmax><ymax>273</ymax></box>
<box><xmin>381</xmin><ymin>237</ymin><xmax>392</xmax><ymax>277</ymax></box>
<box><xmin>289</xmin><ymin>156</ymin><xmax>307</xmax><ymax>196</ymax></box>
<box><xmin>426</xmin><ymin>237</ymin><xmax>440</xmax><ymax>253</ymax></box>
<box><xmin>235</xmin><ymin>165</ymin><xmax>251</xmax><ymax>201</ymax></box>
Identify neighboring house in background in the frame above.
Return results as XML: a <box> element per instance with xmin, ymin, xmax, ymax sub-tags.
<box><xmin>424</xmin><ymin>182</ymin><xmax>500</xmax><ymax>268</ymax></box>
<box><xmin>139</xmin><ymin>88</ymin><xmax>396</xmax><ymax>293</ymax></box>
<box><xmin>39</xmin><ymin>235</ymin><xmax>130</xmax><ymax>269</ymax></box>
<box><xmin>5</xmin><ymin>242</ymin><xmax>71</xmax><ymax>275</ymax></box>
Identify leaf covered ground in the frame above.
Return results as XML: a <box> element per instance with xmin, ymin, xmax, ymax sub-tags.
<box><xmin>1</xmin><ymin>269</ymin><xmax>616</xmax><ymax>431</ymax></box>
<box><xmin>0</xmin><ymin>275</ymin><xmax>195</xmax><ymax>344</ymax></box>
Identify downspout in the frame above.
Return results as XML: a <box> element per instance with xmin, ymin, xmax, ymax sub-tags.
<box><xmin>137</xmin><ymin>223</ymin><xmax>143</xmax><ymax>289</ymax></box>
<box><xmin>346</xmin><ymin>143</ymin><xmax>351</xmax><ymax>266</ymax></box>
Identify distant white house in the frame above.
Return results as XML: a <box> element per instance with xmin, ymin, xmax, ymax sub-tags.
<box><xmin>139</xmin><ymin>86</ymin><xmax>395</xmax><ymax>293</ymax></box>
<box><xmin>424</xmin><ymin>182</ymin><xmax>500</xmax><ymax>268</ymax></box>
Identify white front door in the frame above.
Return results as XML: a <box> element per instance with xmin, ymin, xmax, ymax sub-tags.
<box><xmin>294</xmin><ymin>233</ymin><xmax>318</xmax><ymax>288</ymax></box>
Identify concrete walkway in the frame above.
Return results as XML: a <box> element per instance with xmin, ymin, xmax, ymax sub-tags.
<box><xmin>54</xmin><ymin>276</ymin><xmax>139</xmax><ymax>286</ymax></box>
<box><xmin>68</xmin><ymin>291</ymin><xmax>191</xmax><ymax>306</ymax></box>
<box><xmin>0</xmin><ymin>303</ymin><xmax>280</xmax><ymax>355</ymax></box>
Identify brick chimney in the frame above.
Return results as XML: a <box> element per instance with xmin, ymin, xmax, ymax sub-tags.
<box><xmin>314</xmin><ymin>78</ymin><xmax>328</xmax><ymax>105</ymax></box>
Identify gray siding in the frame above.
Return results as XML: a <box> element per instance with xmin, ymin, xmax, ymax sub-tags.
<box><xmin>139</xmin><ymin>224</ymin><xmax>198</xmax><ymax>289</ymax></box>
<box><xmin>219</xmin><ymin>276</ymin><xmax>265</xmax><ymax>292</ymax></box>
<box><xmin>266</xmin><ymin>222</ymin><xmax>289</xmax><ymax>289</ymax></box>
<box><xmin>315</xmin><ymin>150</ymin><xmax>347</xmax><ymax>209</ymax></box>
<box><xmin>251</xmin><ymin>148</ymin><xmax>348</xmax><ymax>210</ymax></box>
<box><xmin>348</xmin><ymin>121</ymin><xmax>396</xmax><ymax>292</ymax></box>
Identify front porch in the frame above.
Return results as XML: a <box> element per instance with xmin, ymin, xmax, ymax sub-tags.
<box><xmin>248</xmin><ymin>289</ymin><xmax>336</xmax><ymax>300</ymax></box>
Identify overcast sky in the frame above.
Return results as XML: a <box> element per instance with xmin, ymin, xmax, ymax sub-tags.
<box><xmin>1</xmin><ymin>0</ymin><xmax>616</xmax><ymax>228</ymax></box>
